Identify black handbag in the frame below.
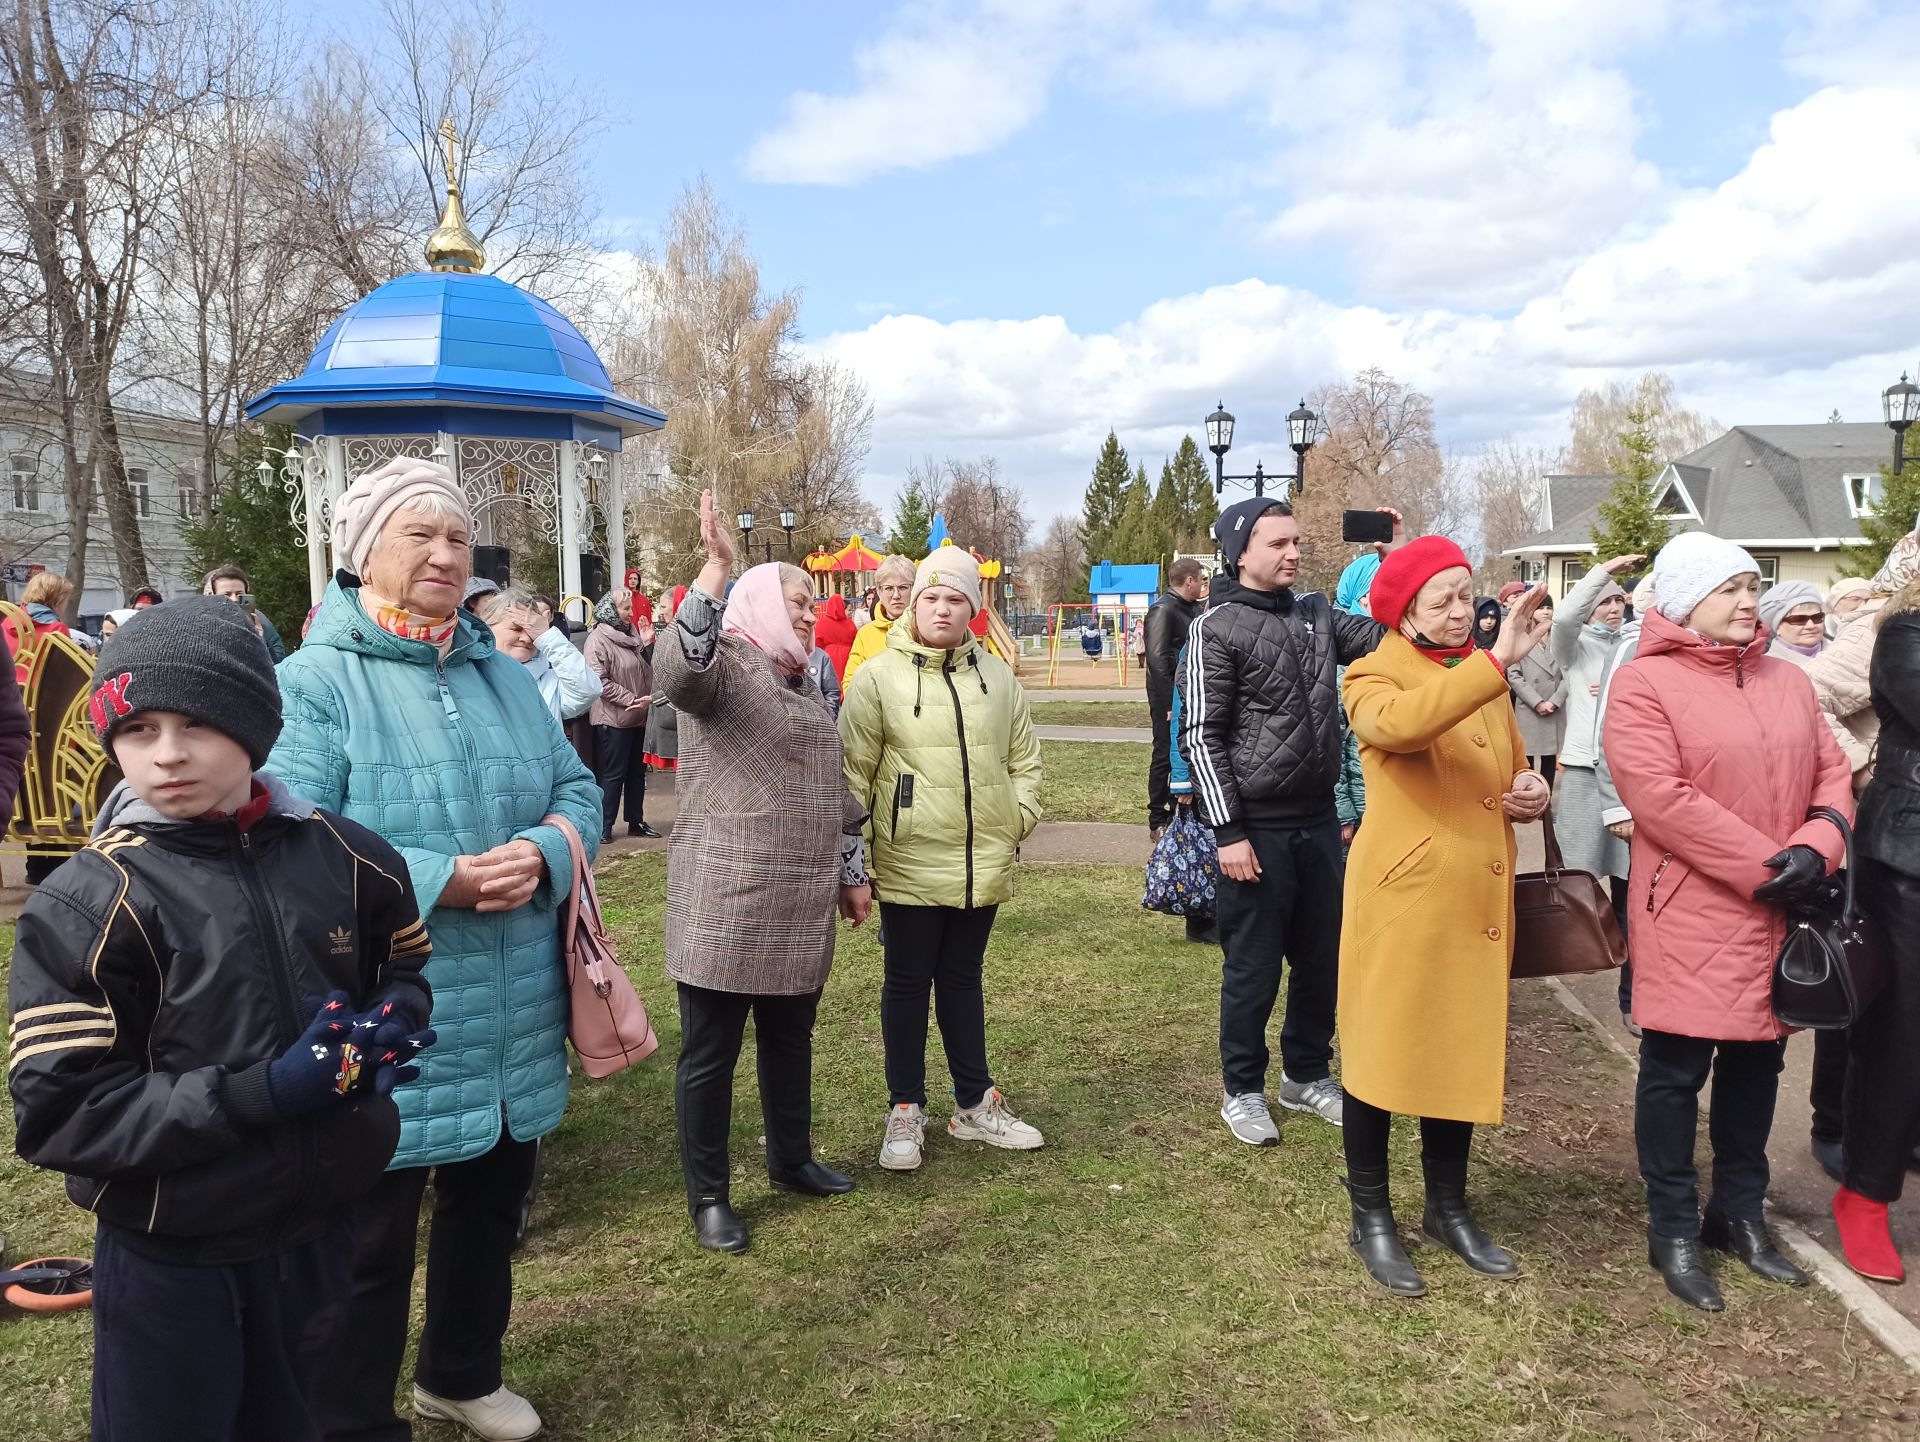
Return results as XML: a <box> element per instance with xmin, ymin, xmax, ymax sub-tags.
<box><xmin>1771</xmin><ymin>805</ymin><xmax>1889</xmax><ymax>1030</ymax></box>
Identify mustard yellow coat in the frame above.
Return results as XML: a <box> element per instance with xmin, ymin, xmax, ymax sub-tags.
<box><xmin>1339</xmin><ymin>638</ymin><xmax>1528</xmax><ymax>1125</ymax></box>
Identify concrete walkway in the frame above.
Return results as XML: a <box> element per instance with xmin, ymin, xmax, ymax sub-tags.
<box><xmin>1034</xmin><ymin>725</ymin><xmax>1153</xmax><ymax>744</ymax></box>
<box><xmin>1022</xmin><ymin>687</ymin><xmax>1148</xmax><ymax>702</ymax></box>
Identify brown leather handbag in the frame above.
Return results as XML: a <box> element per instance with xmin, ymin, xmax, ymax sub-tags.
<box><xmin>1511</xmin><ymin>811</ymin><xmax>1628</xmax><ymax>979</ymax></box>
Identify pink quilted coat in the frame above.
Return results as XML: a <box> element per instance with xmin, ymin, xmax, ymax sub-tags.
<box><xmin>1603</xmin><ymin>609</ymin><xmax>1854</xmax><ymax>1041</ymax></box>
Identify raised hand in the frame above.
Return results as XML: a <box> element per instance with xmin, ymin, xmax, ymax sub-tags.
<box><xmin>1601</xmin><ymin>553</ymin><xmax>1646</xmax><ymax>578</ymax></box>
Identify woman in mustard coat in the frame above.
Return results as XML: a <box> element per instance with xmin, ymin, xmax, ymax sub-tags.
<box><xmin>1338</xmin><ymin>538</ymin><xmax>1552</xmax><ymax>1297</ymax></box>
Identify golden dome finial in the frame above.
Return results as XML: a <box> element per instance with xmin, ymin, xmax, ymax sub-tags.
<box><xmin>425</xmin><ymin>118</ymin><xmax>484</xmax><ymax>273</ymax></box>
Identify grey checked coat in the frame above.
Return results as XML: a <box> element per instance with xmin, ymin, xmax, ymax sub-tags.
<box><xmin>657</xmin><ymin>628</ymin><xmax>866</xmax><ymax>995</ymax></box>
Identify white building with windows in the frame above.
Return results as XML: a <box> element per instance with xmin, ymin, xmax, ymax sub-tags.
<box><xmin>1506</xmin><ymin>423</ymin><xmax>1902</xmax><ymax>597</ymax></box>
<box><xmin>0</xmin><ymin>372</ymin><xmax>207</xmax><ymax>622</ymax></box>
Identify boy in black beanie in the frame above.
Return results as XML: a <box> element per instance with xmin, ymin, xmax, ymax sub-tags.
<box><xmin>7</xmin><ymin>596</ymin><xmax>436</xmax><ymax>1442</ymax></box>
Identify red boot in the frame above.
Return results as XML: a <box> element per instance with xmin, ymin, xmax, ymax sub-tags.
<box><xmin>1833</xmin><ymin>1187</ymin><xmax>1905</xmax><ymax>1284</ymax></box>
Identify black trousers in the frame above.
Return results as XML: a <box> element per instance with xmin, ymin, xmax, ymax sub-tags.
<box><xmin>1810</xmin><ymin>1027</ymin><xmax>1847</xmax><ymax>1146</ymax></box>
<box><xmin>1529</xmin><ymin>755</ymin><xmax>1557</xmax><ymax>794</ymax></box>
<box><xmin>1610</xmin><ymin>876</ymin><xmax>1633</xmax><ymax>1014</ymax></box>
<box><xmin>1842</xmin><ymin>861</ymin><xmax>1920</xmax><ymax>1202</ymax></box>
<box><xmin>1216</xmin><ymin>820</ymin><xmax>1342</xmax><ymax>1095</ymax></box>
<box><xmin>1147</xmin><ymin>684</ymin><xmax>1174</xmax><ymax>831</ymax></box>
<box><xmin>676</xmin><ymin>982</ymin><xmax>822</xmax><ymax>1211</ymax></box>
<box><xmin>1341</xmin><ymin>1091</ymin><xmax>1473</xmax><ymax>1177</ymax></box>
<box><xmin>592</xmin><ymin>724</ymin><xmax>646</xmax><ymax>832</ymax></box>
<box><xmin>1635</xmin><ymin>1028</ymin><xmax>1785</xmax><ymax>1239</ymax></box>
<box><xmin>318</xmin><ymin>1134</ymin><xmax>542</xmax><ymax>1442</ymax></box>
<box><xmin>879</xmin><ymin>901</ymin><xmax>999</xmax><ymax>1110</ymax></box>
<box><xmin>91</xmin><ymin>1221</ymin><xmax>350</xmax><ymax>1442</ymax></box>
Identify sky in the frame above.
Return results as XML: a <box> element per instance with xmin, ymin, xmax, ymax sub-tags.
<box><xmin>343</xmin><ymin>0</ymin><xmax>1920</xmax><ymax>528</ymax></box>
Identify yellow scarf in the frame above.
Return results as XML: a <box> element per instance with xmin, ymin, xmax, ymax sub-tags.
<box><xmin>359</xmin><ymin>585</ymin><xmax>458</xmax><ymax>657</ymax></box>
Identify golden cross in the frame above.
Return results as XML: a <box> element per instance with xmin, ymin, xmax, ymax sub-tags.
<box><xmin>437</xmin><ymin>118</ymin><xmax>460</xmax><ymax>184</ymax></box>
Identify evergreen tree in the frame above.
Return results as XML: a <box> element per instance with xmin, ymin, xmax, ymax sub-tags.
<box><xmin>1170</xmin><ymin>434</ymin><xmax>1218</xmax><ymax>548</ymax></box>
<box><xmin>1110</xmin><ymin>464</ymin><xmax>1155</xmax><ymax>561</ymax></box>
<box><xmin>1148</xmin><ymin>456</ymin><xmax>1182</xmax><ymax>571</ymax></box>
<box><xmin>887</xmin><ymin>473</ymin><xmax>934</xmax><ymax>557</ymax></box>
<box><xmin>180</xmin><ymin>426</ymin><xmax>315</xmax><ymax>645</ymax></box>
<box><xmin>1588</xmin><ymin>403</ymin><xmax>1672</xmax><ymax>564</ymax></box>
<box><xmin>1079</xmin><ymin>430</ymin><xmax>1131</xmax><ymax>569</ymax></box>
<box><xmin>1840</xmin><ymin>459</ymin><xmax>1920</xmax><ymax>579</ymax></box>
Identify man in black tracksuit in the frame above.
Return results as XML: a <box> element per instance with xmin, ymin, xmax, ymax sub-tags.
<box><xmin>1183</xmin><ymin>498</ymin><xmax>1398</xmax><ymax>1146</ymax></box>
<box><xmin>1144</xmin><ymin>556</ymin><xmax>1209</xmax><ymax>835</ymax></box>
<box><xmin>7</xmin><ymin>598</ymin><xmax>434</xmax><ymax>1442</ymax></box>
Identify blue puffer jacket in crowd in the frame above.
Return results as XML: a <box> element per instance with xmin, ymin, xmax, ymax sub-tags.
<box><xmin>1169</xmin><ymin>645</ymin><xmax>1193</xmax><ymax>798</ymax></box>
<box><xmin>268</xmin><ymin>577</ymin><xmax>603</xmax><ymax>1169</ymax></box>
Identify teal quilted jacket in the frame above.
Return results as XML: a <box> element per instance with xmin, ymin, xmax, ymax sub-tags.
<box><xmin>269</xmin><ymin>578</ymin><xmax>603</xmax><ymax>1168</ymax></box>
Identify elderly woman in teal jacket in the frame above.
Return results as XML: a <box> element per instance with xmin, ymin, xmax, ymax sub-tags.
<box><xmin>269</xmin><ymin>458</ymin><xmax>602</xmax><ymax>1442</ymax></box>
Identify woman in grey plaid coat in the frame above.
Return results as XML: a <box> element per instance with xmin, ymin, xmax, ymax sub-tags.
<box><xmin>655</xmin><ymin>491</ymin><xmax>873</xmax><ymax>1255</ymax></box>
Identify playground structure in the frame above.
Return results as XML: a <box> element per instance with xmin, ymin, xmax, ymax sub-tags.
<box><xmin>805</xmin><ymin>525</ymin><xmax>1021</xmax><ymax>666</ymax></box>
<box><xmin>0</xmin><ymin>599</ymin><xmax>119</xmax><ymax>856</ymax></box>
<box><xmin>1044</xmin><ymin>602</ymin><xmax>1135</xmax><ymax>687</ymax></box>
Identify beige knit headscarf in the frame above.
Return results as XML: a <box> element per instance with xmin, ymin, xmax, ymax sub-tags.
<box><xmin>329</xmin><ymin>457</ymin><xmax>472</xmax><ymax>578</ymax></box>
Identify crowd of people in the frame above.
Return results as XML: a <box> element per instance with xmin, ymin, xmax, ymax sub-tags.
<box><xmin>4</xmin><ymin>447</ymin><xmax>1920</xmax><ymax>1438</ymax></box>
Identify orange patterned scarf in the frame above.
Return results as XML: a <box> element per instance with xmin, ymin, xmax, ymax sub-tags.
<box><xmin>359</xmin><ymin>586</ymin><xmax>458</xmax><ymax>656</ymax></box>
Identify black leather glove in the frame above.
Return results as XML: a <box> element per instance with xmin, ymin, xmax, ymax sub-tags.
<box><xmin>1753</xmin><ymin>845</ymin><xmax>1827</xmax><ymax>906</ymax></box>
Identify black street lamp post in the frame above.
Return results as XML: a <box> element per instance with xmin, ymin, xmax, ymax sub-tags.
<box><xmin>1204</xmin><ymin>398</ymin><xmax>1320</xmax><ymax>498</ymax></box>
<box><xmin>780</xmin><ymin>507</ymin><xmax>798</xmax><ymax>557</ymax></box>
<box><xmin>738</xmin><ymin>506</ymin><xmax>796</xmax><ymax>563</ymax></box>
<box><xmin>1885</xmin><ymin>372</ymin><xmax>1919</xmax><ymax>475</ymax></box>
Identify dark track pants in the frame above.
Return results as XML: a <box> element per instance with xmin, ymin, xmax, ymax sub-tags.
<box><xmin>879</xmin><ymin>901</ymin><xmax>999</xmax><ymax>1110</ymax></box>
<box><xmin>91</xmin><ymin>1221</ymin><xmax>350</xmax><ymax>1442</ymax></box>
<box><xmin>1216</xmin><ymin>820</ymin><xmax>1342</xmax><ymax>1096</ymax></box>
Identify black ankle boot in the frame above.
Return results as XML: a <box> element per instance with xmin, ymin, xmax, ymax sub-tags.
<box><xmin>693</xmin><ymin>1199</ymin><xmax>749</xmax><ymax>1253</ymax></box>
<box><xmin>768</xmin><ymin>1160</ymin><xmax>856</xmax><ymax>1197</ymax></box>
<box><xmin>1344</xmin><ymin>1171</ymin><xmax>1426</xmax><ymax>1297</ymax></box>
<box><xmin>1649</xmin><ymin>1234</ymin><xmax>1723</xmax><ymax>1312</ymax></box>
<box><xmin>1701</xmin><ymin>1213</ymin><xmax>1807</xmax><ymax>1287</ymax></box>
<box><xmin>1421</xmin><ymin>1156</ymin><xmax>1518</xmax><ymax>1278</ymax></box>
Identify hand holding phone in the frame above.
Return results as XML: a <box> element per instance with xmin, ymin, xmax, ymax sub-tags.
<box><xmin>1341</xmin><ymin>510</ymin><xmax>1395</xmax><ymax>545</ymax></box>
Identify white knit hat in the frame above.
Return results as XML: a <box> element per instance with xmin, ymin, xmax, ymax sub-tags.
<box><xmin>910</xmin><ymin>546</ymin><xmax>983</xmax><ymax>615</ymax></box>
<box><xmin>1652</xmin><ymin>531</ymin><xmax>1762</xmax><ymax>623</ymax></box>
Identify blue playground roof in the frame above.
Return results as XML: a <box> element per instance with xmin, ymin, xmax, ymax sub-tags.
<box><xmin>1089</xmin><ymin>560</ymin><xmax>1161</xmax><ymax>595</ymax></box>
<box><xmin>244</xmin><ymin>271</ymin><xmax>665</xmax><ymax>440</ymax></box>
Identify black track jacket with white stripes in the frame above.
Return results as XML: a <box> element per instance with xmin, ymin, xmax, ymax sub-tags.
<box><xmin>1180</xmin><ymin>580</ymin><xmax>1385</xmax><ymax>844</ymax></box>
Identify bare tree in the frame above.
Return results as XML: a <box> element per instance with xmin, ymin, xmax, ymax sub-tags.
<box><xmin>931</xmin><ymin>455</ymin><xmax>1029</xmax><ymax>568</ymax></box>
<box><xmin>1567</xmin><ymin>372</ymin><xmax>1719</xmax><ymax>474</ymax></box>
<box><xmin>1031</xmin><ymin>513</ymin><xmax>1085</xmax><ymax>608</ymax></box>
<box><xmin>1469</xmin><ymin>438</ymin><xmax>1560</xmax><ymax>589</ymax></box>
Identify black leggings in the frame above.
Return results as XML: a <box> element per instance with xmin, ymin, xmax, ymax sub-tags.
<box><xmin>1342</xmin><ymin>1090</ymin><xmax>1472</xmax><ymax>1176</ymax></box>
<box><xmin>879</xmin><ymin>902</ymin><xmax>998</xmax><ymax>1110</ymax></box>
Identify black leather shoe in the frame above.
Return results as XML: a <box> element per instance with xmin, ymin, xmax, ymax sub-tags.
<box><xmin>1422</xmin><ymin>1161</ymin><xmax>1518</xmax><ymax>1278</ymax></box>
<box><xmin>1649</xmin><ymin>1235</ymin><xmax>1724</xmax><ymax>1311</ymax></box>
<box><xmin>1702</xmin><ymin>1213</ymin><xmax>1808</xmax><ymax>1287</ymax></box>
<box><xmin>693</xmin><ymin>1201</ymin><xmax>748</xmax><ymax>1253</ymax></box>
<box><xmin>1344</xmin><ymin>1173</ymin><xmax>1425</xmax><ymax>1296</ymax></box>
<box><xmin>768</xmin><ymin>1161</ymin><xmax>856</xmax><ymax>1197</ymax></box>
<box><xmin>1185</xmin><ymin>918</ymin><xmax>1219</xmax><ymax>945</ymax></box>
<box><xmin>629</xmin><ymin>821</ymin><xmax>662</xmax><ymax>839</ymax></box>
<box><xmin>1811</xmin><ymin>1135</ymin><xmax>1845</xmax><ymax>1185</ymax></box>
<box><xmin>601</xmin><ymin>828</ymin><xmax>615</xmax><ymax>846</ymax></box>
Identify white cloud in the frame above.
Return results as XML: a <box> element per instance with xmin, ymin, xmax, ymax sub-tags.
<box><xmin>816</xmin><ymin>80</ymin><xmax>1920</xmax><ymax>522</ymax></box>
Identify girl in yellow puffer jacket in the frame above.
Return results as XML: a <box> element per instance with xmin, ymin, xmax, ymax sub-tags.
<box><xmin>840</xmin><ymin>547</ymin><xmax>1044</xmax><ymax>1174</ymax></box>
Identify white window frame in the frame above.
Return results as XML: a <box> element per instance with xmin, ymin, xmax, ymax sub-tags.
<box><xmin>9</xmin><ymin>452</ymin><xmax>38</xmax><ymax>513</ymax></box>
<box><xmin>1755</xmin><ymin>555</ymin><xmax>1780</xmax><ymax>587</ymax></box>
<box><xmin>1650</xmin><ymin>465</ymin><xmax>1702</xmax><ymax>522</ymax></box>
<box><xmin>1844</xmin><ymin>473</ymin><xmax>1885</xmax><ymax>519</ymax></box>
<box><xmin>127</xmin><ymin>467</ymin><xmax>151</xmax><ymax>519</ymax></box>
<box><xmin>1563</xmin><ymin>559</ymin><xmax>1591</xmax><ymax>588</ymax></box>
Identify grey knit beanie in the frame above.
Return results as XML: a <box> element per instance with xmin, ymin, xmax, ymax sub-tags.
<box><xmin>88</xmin><ymin>595</ymin><xmax>283</xmax><ymax>767</ymax></box>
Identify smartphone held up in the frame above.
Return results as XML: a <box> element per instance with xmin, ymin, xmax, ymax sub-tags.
<box><xmin>1341</xmin><ymin>510</ymin><xmax>1395</xmax><ymax>546</ymax></box>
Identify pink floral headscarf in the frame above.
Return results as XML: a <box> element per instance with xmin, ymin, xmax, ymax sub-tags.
<box><xmin>722</xmin><ymin>563</ymin><xmax>810</xmax><ymax>677</ymax></box>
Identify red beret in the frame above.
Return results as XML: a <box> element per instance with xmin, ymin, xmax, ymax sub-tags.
<box><xmin>1497</xmin><ymin>581</ymin><xmax>1528</xmax><ymax>604</ymax></box>
<box><xmin>1370</xmin><ymin>536</ymin><xmax>1475</xmax><ymax>629</ymax></box>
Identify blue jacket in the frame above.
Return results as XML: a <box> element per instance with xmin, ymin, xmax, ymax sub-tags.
<box><xmin>1169</xmin><ymin>645</ymin><xmax>1193</xmax><ymax>797</ymax></box>
<box><xmin>268</xmin><ymin>578</ymin><xmax>603</xmax><ymax>1168</ymax></box>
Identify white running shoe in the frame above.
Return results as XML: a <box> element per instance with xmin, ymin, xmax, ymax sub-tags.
<box><xmin>1221</xmin><ymin>1090</ymin><xmax>1280</xmax><ymax>1146</ymax></box>
<box><xmin>412</xmin><ymin>1384</ymin><xmax>542</xmax><ymax>1441</ymax></box>
<box><xmin>948</xmin><ymin>1088</ymin><xmax>1044</xmax><ymax>1149</ymax></box>
<box><xmin>1278</xmin><ymin>1073</ymin><xmax>1345</xmax><ymax>1128</ymax></box>
<box><xmin>879</xmin><ymin>1102</ymin><xmax>926</xmax><ymax>1170</ymax></box>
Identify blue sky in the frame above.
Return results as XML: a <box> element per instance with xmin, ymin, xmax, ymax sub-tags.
<box><xmin>337</xmin><ymin>0</ymin><xmax>1920</xmax><ymax>523</ymax></box>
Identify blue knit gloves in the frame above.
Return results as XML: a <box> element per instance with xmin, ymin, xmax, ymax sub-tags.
<box><xmin>265</xmin><ymin>992</ymin><xmax>437</xmax><ymax>1117</ymax></box>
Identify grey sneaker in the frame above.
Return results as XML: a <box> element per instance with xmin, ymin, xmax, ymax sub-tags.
<box><xmin>879</xmin><ymin>1102</ymin><xmax>926</xmax><ymax>1171</ymax></box>
<box><xmin>1279</xmin><ymin>1074</ymin><xmax>1345</xmax><ymax>1128</ymax></box>
<box><xmin>1221</xmin><ymin>1091</ymin><xmax>1280</xmax><ymax>1147</ymax></box>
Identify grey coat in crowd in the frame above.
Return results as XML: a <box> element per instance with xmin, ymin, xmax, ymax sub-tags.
<box><xmin>656</xmin><ymin>621</ymin><xmax>866</xmax><ymax>996</ymax></box>
<box><xmin>1508</xmin><ymin>646</ymin><xmax>1569</xmax><ymax>758</ymax></box>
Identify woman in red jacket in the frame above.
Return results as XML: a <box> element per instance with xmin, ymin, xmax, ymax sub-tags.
<box><xmin>1604</xmin><ymin>532</ymin><xmax>1854</xmax><ymax>1313</ymax></box>
<box><xmin>815</xmin><ymin>593</ymin><xmax>857</xmax><ymax>681</ymax></box>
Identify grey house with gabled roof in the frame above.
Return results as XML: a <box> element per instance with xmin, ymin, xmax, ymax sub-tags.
<box><xmin>1506</xmin><ymin>423</ymin><xmax>1898</xmax><ymax>596</ymax></box>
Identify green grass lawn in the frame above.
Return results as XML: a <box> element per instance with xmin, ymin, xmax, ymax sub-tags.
<box><xmin>4</xmin><ymin>863</ymin><xmax>1915</xmax><ymax>1440</ymax></box>
<box><xmin>1037</xmin><ymin>740</ymin><xmax>1148</xmax><ymax>825</ymax></box>
<box><xmin>1027</xmin><ymin>701</ymin><xmax>1154</xmax><ymax>729</ymax></box>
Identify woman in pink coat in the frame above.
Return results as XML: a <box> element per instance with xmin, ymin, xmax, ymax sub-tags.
<box><xmin>1604</xmin><ymin>532</ymin><xmax>1853</xmax><ymax>1314</ymax></box>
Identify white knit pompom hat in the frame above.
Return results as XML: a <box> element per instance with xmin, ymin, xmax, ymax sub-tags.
<box><xmin>1651</xmin><ymin>531</ymin><xmax>1762</xmax><ymax>624</ymax></box>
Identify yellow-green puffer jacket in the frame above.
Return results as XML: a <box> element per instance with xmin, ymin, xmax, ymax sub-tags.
<box><xmin>840</xmin><ymin>623</ymin><xmax>1043</xmax><ymax>909</ymax></box>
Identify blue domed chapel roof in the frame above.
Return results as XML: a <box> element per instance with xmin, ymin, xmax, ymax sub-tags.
<box><xmin>244</xmin><ymin>270</ymin><xmax>664</xmax><ymax>439</ymax></box>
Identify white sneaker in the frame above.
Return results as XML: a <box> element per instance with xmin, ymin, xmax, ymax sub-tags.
<box><xmin>1221</xmin><ymin>1090</ymin><xmax>1280</xmax><ymax>1146</ymax></box>
<box><xmin>879</xmin><ymin>1102</ymin><xmax>926</xmax><ymax>1170</ymax></box>
<box><xmin>948</xmin><ymin>1088</ymin><xmax>1044</xmax><ymax>1150</ymax></box>
<box><xmin>413</xmin><ymin>1384</ymin><xmax>542</xmax><ymax>1441</ymax></box>
<box><xmin>1278</xmin><ymin>1073</ymin><xmax>1345</xmax><ymax>1128</ymax></box>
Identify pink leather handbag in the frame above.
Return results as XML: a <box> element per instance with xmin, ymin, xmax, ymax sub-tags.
<box><xmin>543</xmin><ymin>814</ymin><xmax>658</xmax><ymax>1077</ymax></box>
